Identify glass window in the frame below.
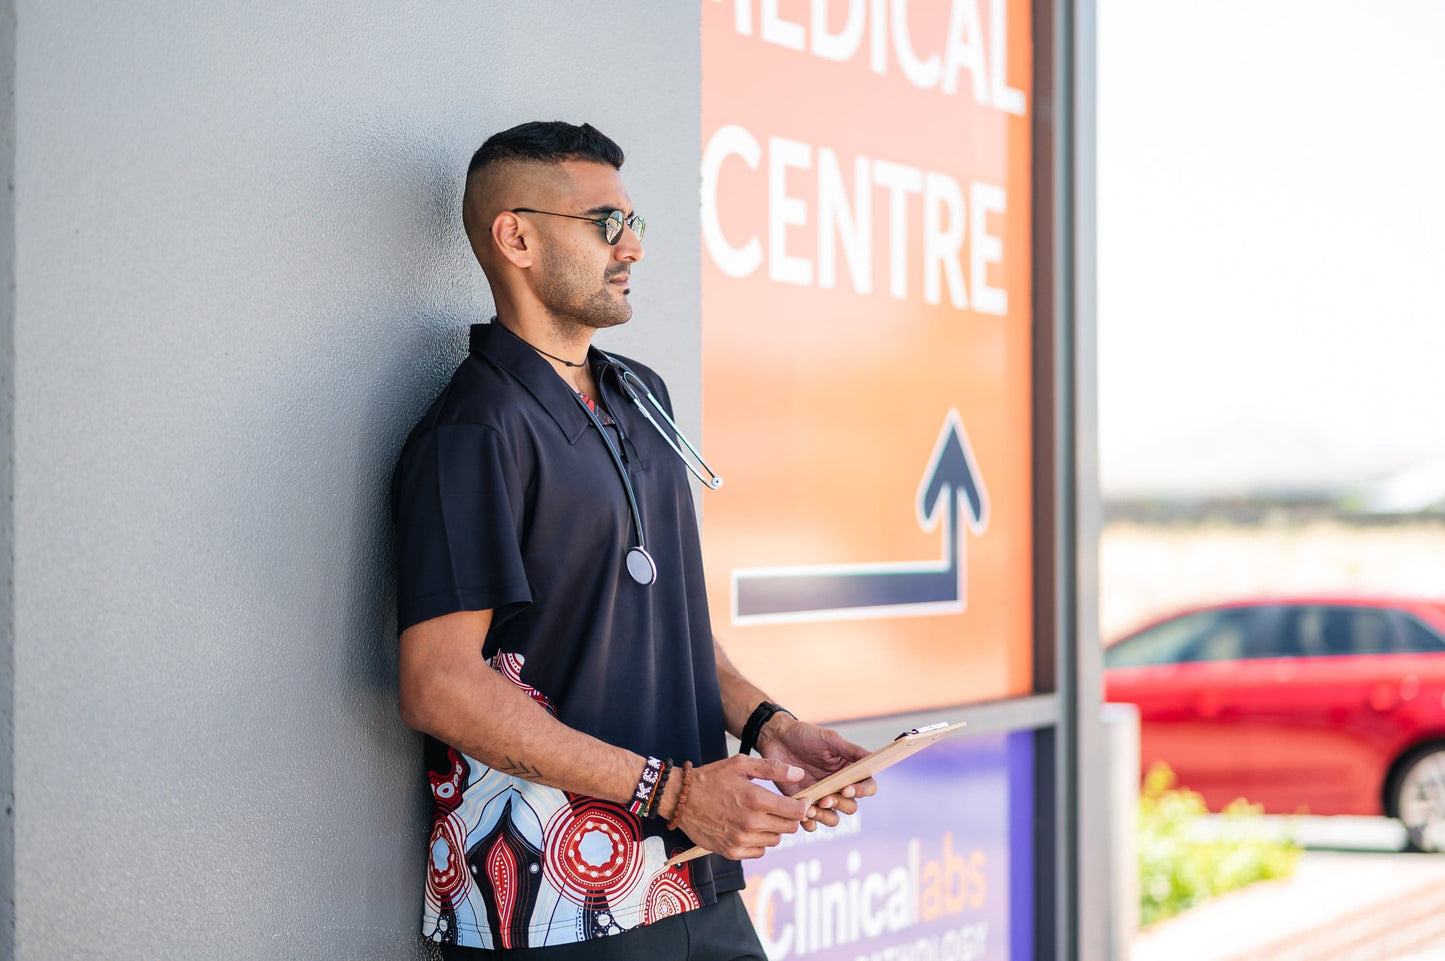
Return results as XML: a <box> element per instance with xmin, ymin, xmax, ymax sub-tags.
<box><xmin>1389</xmin><ymin>612</ymin><xmax>1445</xmax><ymax>654</ymax></box>
<box><xmin>1285</xmin><ymin>607</ymin><xmax>1358</xmax><ymax>657</ymax></box>
<box><xmin>1105</xmin><ymin>608</ymin><xmax>1263</xmax><ymax>667</ymax></box>
<box><xmin>1282</xmin><ymin>605</ymin><xmax>1434</xmax><ymax>657</ymax></box>
<box><xmin>1226</xmin><ymin>604</ymin><xmax>1300</xmax><ymax>659</ymax></box>
<box><xmin>1347</xmin><ymin>608</ymin><xmax>1395</xmax><ymax>654</ymax></box>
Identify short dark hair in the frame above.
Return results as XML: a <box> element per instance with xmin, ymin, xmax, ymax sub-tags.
<box><xmin>467</xmin><ymin>121</ymin><xmax>625</xmax><ymax>178</ymax></box>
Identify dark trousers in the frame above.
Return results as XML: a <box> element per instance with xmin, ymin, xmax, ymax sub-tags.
<box><xmin>435</xmin><ymin>892</ymin><xmax>766</xmax><ymax>961</ymax></box>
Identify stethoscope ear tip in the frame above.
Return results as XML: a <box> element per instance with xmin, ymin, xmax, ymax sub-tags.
<box><xmin>709</xmin><ymin>478</ymin><xmax>723</xmax><ymax>490</ymax></box>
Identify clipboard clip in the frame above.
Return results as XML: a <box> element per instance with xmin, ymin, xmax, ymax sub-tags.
<box><xmin>895</xmin><ymin>722</ymin><xmax>950</xmax><ymax>740</ymax></box>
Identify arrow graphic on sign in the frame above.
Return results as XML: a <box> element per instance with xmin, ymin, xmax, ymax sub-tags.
<box><xmin>730</xmin><ymin>409</ymin><xmax>990</xmax><ymax>626</ymax></box>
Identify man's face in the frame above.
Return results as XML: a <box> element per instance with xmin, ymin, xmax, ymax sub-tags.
<box><xmin>530</xmin><ymin>161</ymin><xmax>644</xmax><ymax>331</ymax></box>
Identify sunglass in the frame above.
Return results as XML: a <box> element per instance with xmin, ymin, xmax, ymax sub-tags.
<box><xmin>510</xmin><ymin>207</ymin><xmax>646</xmax><ymax>245</ymax></box>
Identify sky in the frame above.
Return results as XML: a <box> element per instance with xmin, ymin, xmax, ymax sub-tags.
<box><xmin>1097</xmin><ymin>0</ymin><xmax>1445</xmax><ymax>498</ymax></box>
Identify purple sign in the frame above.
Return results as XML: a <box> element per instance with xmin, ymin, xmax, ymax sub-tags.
<box><xmin>740</xmin><ymin>731</ymin><xmax>1034</xmax><ymax>961</ymax></box>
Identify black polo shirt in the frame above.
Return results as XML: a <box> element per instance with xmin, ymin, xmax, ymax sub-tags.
<box><xmin>392</xmin><ymin>321</ymin><xmax>740</xmax><ymax>950</ymax></box>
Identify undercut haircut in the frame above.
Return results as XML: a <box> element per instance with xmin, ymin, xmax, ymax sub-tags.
<box><xmin>467</xmin><ymin>121</ymin><xmax>625</xmax><ymax>179</ymax></box>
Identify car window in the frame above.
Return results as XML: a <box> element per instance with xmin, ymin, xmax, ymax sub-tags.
<box><xmin>1218</xmin><ymin>604</ymin><xmax>1297</xmax><ymax>659</ymax></box>
<box><xmin>1105</xmin><ymin>608</ymin><xmax>1260</xmax><ymax>667</ymax></box>
<box><xmin>1389</xmin><ymin>612</ymin><xmax>1445</xmax><ymax>654</ymax></box>
<box><xmin>1285</xmin><ymin>607</ymin><xmax>1360</xmax><ymax>656</ymax></box>
<box><xmin>1284</xmin><ymin>605</ymin><xmax>1429</xmax><ymax>657</ymax></box>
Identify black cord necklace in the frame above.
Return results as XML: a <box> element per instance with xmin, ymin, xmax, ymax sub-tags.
<box><xmin>498</xmin><ymin>322</ymin><xmax>588</xmax><ymax>368</ymax></box>
<box><xmin>531</xmin><ymin>343</ymin><xmax>587</xmax><ymax>368</ymax></box>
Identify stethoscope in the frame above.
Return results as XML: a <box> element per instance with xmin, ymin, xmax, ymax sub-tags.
<box><xmin>569</xmin><ymin>355</ymin><xmax>722</xmax><ymax>586</ymax></box>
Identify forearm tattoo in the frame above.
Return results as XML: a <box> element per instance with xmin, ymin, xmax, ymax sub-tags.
<box><xmin>498</xmin><ymin>756</ymin><xmax>544</xmax><ymax>781</ymax></box>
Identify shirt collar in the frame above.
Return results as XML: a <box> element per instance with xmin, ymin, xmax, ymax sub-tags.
<box><xmin>470</xmin><ymin>321</ymin><xmax>609</xmax><ymax>444</ymax></box>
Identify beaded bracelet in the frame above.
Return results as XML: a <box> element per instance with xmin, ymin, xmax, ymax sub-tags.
<box><xmin>629</xmin><ymin>756</ymin><xmax>664</xmax><ymax>816</ymax></box>
<box><xmin>643</xmin><ymin>759</ymin><xmax>673</xmax><ymax>819</ymax></box>
<box><xmin>666</xmin><ymin>761</ymin><xmax>694</xmax><ymax>831</ymax></box>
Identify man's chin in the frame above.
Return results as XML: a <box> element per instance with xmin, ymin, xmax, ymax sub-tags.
<box><xmin>586</xmin><ymin>302</ymin><xmax>632</xmax><ymax>330</ymax></box>
<box><xmin>605</xmin><ymin>290</ymin><xmax>633</xmax><ymax>322</ymax></box>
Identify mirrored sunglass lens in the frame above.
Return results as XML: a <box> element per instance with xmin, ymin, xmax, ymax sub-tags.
<box><xmin>629</xmin><ymin>215</ymin><xmax>646</xmax><ymax>241</ymax></box>
<box><xmin>603</xmin><ymin>211</ymin><xmax>625</xmax><ymax>245</ymax></box>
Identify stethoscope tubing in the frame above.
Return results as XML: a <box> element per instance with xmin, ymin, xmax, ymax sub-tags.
<box><xmin>608</xmin><ymin>361</ymin><xmax>723</xmax><ymax>491</ymax></box>
<box><xmin>569</xmin><ymin>354</ymin><xmax>722</xmax><ymax>586</ymax></box>
<box><xmin>571</xmin><ymin>387</ymin><xmax>648</xmax><ymax>550</ymax></box>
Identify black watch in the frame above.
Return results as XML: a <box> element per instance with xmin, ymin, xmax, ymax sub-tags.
<box><xmin>739</xmin><ymin>700</ymin><xmax>793</xmax><ymax>756</ymax></box>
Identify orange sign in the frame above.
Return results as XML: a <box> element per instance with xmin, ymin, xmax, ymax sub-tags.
<box><xmin>701</xmin><ymin>0</ymin><xmax>1035</xmax><ymax>720</ymax></box>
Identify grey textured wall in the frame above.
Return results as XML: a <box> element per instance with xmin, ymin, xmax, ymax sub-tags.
<box><xmin>5</xmin><ymin>3</ymin><xmax>701</xmax><ymax>958</ymax></box>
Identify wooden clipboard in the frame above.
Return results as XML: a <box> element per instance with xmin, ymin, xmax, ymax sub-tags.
<box><xmin>664</xmin><ymin>721</ymin><xmax>967</xmax><ymax>867</ymax></box>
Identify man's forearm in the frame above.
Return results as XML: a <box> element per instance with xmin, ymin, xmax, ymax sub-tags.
<box><xmin>422</xmin><ymin>667</ymin><xmax>645</xmax><ymax>801</ymax></box>
<box><xmin>401</xmin><ymin>614</ymin><xmax>645</xmax><ymax>806</ymax></box>
<box><xmin>710</xmin><ymin>635</ymin><xmax>876</xmax><ymax>830</ymax></box>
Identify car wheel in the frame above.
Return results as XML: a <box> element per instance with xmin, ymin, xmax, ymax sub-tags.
<box><xmin>1392</xmin><ymin>745</ymin><xmax>1445</xmax><ymax>853</ymax></box>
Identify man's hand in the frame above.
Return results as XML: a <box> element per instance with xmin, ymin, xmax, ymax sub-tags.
<box><xmin>759</xmin><ymin>716</ymin><xmax>877</xmax><ymax>831</ymax></box>
<box><xmin>709</xmin><ymin>636</ymin><xmax>876</xmax><ymax>836</ymax></box>
<box><xmin>669</xmin><ymin>755</ymin><xmax>811</xmax><ymax>860</ymax></box>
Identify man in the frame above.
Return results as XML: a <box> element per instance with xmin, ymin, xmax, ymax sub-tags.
<box><xmin>392</xmin><ymin>121</ymin><xmax>875</xmax><ymax>959</ymax></box>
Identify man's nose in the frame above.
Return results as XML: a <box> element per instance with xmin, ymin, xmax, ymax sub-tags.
<box><xmin>614</xmin><ymin>225</ymin><xmax>644</xmax><ymax>263</ymax></box>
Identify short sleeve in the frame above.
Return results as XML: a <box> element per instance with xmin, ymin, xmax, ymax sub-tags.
<box><xmin>392</xmin><ymin>423</ymin><xmax>532</xmax><ymax>632</ymax></box>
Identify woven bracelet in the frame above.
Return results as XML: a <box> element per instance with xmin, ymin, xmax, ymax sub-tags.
<box><xmin>643</xmin><ymin>759</ymin><xmax>673</xmax><ymax>819</ymax></box>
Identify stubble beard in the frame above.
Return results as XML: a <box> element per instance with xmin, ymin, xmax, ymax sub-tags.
<box><xmin>536</xmin><ymin>248</ymin><xmax>633</xmax><ymax>339</ymax></box>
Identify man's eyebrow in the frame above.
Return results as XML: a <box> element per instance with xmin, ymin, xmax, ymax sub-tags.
<box><xmin>581</xmin><ymin>204</ymin><xmax>632</xmax><ymax>217</ymax></box>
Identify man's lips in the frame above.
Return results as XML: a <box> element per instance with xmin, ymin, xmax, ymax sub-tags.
<box><xmin>610</xmin><ymin>273</ymin><xmax>631</xmax><ymax>287</ymax></box>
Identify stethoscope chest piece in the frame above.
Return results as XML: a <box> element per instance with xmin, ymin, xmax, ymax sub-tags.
<box><xmin>626</xmin><ymin>546</ymin><xmax>658</xmax><ymax>586</ymax></box>
<box><xmin>566</xmin><ymin>352</ymin><xmax>723</xmax><ymax>590</ymax></box>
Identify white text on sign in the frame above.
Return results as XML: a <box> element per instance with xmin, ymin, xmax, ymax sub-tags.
<box><xmin>713</xmin><ymin>0</ymin><xmax>1026</xmax><ymax>114</ymax></box>
<box><xmin>702</xmin><ymin>126</ymin><xmax>1009</xmax><ymax>315</ymax></box>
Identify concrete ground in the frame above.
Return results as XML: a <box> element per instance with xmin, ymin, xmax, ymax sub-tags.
<box><xmin>1131</xmin><ymin>817</ymin><xmax>1445</xmax><ymax>961</ymax></box>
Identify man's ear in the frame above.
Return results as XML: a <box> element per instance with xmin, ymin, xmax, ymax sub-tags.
<box><xmin>492</xmin><ymin>211</ymin><xmax>533</xmax><ymax>269</ymax></box>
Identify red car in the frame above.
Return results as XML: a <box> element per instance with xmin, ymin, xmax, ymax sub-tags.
<box><xmin>1104</xmin><ymin>596</ymin><xmax>1445</xmax><ymax>852</ymax></box>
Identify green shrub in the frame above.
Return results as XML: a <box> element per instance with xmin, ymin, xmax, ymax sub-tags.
<box><xmin>1138</xmin><ymin>763</ymin><xmax>1302</xmax><ymax>927</ymax></box>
